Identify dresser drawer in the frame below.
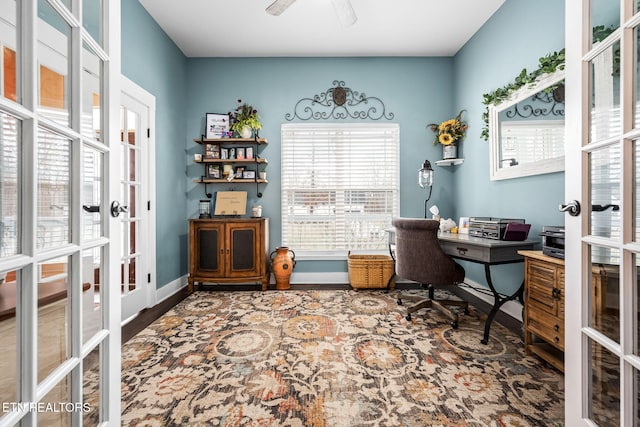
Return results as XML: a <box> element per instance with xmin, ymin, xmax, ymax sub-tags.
<box><xmin>526</xmin><ymin>305</ymin><xmax>564</xmax><ymax>350</ymax></box>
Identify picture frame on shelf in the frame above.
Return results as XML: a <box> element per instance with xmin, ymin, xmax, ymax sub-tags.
<box><xmin>246</xmin><ymin>147</ymin><xmax>254</xmax><ymax>160</ymax></box>
<box><xmin>229</xmin><ymin>147</ymin><xmax>236</xmax><ymax>159</ymax></box>
<box><xmin>235</xmin><ymin>167</ymin><xmax>245</xmax><ymax>179</ymax></box>
<box><xmin>204</xmin><ymin>143</ymin><xmax>220</xmax><ymax>160</ymax></box>
<box><xmin>205</xmin><ymin>113</ymin><xmax>230</xmax><ymax>139</ymax></box>
<box><xmin>242</xmin><ymin>170</ymin><xmax>256</xmax><ymax>179</ymax></box>
<box><xmin>220</xmin><ymin>147</ymin><xmax>229</xmax><ymax>160</ymax></box>
<box><xmin>206</xmin><ymin>164</ymin><xmax>221</xmax><ymax>179</ymax></box>
<box><xmin>236</xmin><ymin>147</ymin><xmax>245</xmax><ymax>160</ymax></box>
<box><xmin>459</xmin><ymin>217</ymin><xmax>470</xmax><ymax>234</ymax></box>
<box><xmin>222</xmin><ymin>164</ymin><xmax>234</xmax><ymax>178</ymax></box>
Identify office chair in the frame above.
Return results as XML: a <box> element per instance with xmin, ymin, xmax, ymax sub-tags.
<box><xmin>392</xmin><ymin>217</ymin><xmax>468</xmax><ymax>328</ymax></box>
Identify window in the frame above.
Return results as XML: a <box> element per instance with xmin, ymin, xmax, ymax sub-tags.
<box><xmin>281</xmin><ymin>123</ymin><xmax>399</xmax><ymax>256</ymax></box>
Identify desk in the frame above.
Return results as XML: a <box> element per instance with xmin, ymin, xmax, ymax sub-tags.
<box><xmin>388</xmin><ymin>230</ymin><xmax>536</xmax><ymax>344</ymax></box>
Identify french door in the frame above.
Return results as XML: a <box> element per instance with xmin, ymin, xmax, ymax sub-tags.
<box><xmin>120</xmin><ymin>79</ymin><xmax>155</xmax><ymax>322</ymax></box>
<box><xmin>565</xmin><ymin>0</ymin><xmax>640</xmax><ymax>425</ymax></box>
<box><xmin>0</xmin><ymin>0</ymin><xmax>122</xmax><ymax>425</ymax></box>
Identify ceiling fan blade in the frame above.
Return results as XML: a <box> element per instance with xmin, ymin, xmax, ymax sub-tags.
<box><xmin>266</xmin><ymin>0</ymin><xmax>296</xmax><ymax>16</ymax></box>
<box><xmin>331</xmin><ymin>0</ymin><xmax>357</xmax><ymax>27</ymax></box>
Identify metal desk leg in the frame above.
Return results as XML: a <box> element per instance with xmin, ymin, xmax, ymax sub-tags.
<box><xmin>481</xmin><ymin>264</ymin><xmax>524</xmax><ymax>345</ymax></box>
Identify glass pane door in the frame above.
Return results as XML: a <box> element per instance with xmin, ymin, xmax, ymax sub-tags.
<box><xmin>0</xmin><ymin>0</ymin><xmax>121</xmax><ymax>424</ymax></box>
<box><xmin>565</xmin><ymin>0</ymin><xmax>640</xmax><ymax>425</ymax></box>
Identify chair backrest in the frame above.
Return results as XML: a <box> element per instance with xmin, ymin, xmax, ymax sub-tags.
<box><xmin>392</xmin><ymin>217</ymin><xmax>465</xmax><ymax>286</ymax></box>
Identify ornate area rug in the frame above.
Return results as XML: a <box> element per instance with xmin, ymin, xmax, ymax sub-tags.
<box><xmin>119</xmin><ymin>290</ymin><xmax>564</xmax><ymax>426</ymax></box>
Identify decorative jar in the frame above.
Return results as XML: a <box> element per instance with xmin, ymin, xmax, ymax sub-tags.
<box><xmin>198</xmin><ymin>200</ymin><xmax>211</xmax><ymax>219</ymax></box>
<box><xmin>270</xmin><ymin>247</ymin><xmax>296</xmax><ymax>290</ymax></box>
<box><xmin>443</xmin><ymin>145</ymin><xmax>457</xmax><ymax>160</ymax></box>
<box><xmin>239</xmin><ymin>125</ymin><xmax>252</xmax><ymax>139</ymax></box>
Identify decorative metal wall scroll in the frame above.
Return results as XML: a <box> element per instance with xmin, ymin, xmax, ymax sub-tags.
<box><xmin>285</xmin><ymin>80</ymin><xmax>394</xmax><ymax>121</ymax></box>
<box><xmin>505</xmin><ymin>83</ymin><xmax>565</xmax><ymax>120</ymax></box>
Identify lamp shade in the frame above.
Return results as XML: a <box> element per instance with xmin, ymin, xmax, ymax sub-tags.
<box><xmin>418</xmin><ymin>160</ymin><xmax>434</xmax><ymax>188</ymax></box>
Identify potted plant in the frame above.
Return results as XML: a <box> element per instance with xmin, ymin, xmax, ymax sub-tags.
<box><xmin>229</xmin><ymin>99</ymin><xmax>262</xmax><ymax>138</ymax></box>
<box><xmin>259</xmin><ymin>165</ymin><xmax>267</xmax><ymax>181</ymax></box>
<box><xmin>427</xmin><ymin>110</ymin><xmax>468</xmax><ymax>159</ymax></box>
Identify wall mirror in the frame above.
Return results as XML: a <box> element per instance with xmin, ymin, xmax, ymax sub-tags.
<box><xmin>488</xmin><ymin>69</ymin><xmax>565</xmax><ymax>181</ymax></box>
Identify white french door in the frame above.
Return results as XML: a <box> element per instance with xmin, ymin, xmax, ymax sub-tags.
<box><xmin>565</xmin><ymin>0</ymin><xmax>640</xmax><ymax>425</ymax></box>
<box><xmin>119</xmin><ymin>79</ymin><xmax>155</xmax><ymax>322</ymax></box>
<box><xmin>0</xmin><ymin>0</ymin><xmax>122</xmax><ymax>425</ymax></box>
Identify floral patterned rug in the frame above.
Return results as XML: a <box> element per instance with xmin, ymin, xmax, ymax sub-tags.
<box><xmin>118</xmin><ymin>289</ymin><xmax>564</xmax><ymax>426</ymax></box>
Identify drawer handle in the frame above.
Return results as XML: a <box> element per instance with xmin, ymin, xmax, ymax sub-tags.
<box><xmin>456</xmin><ymin>247</ymin><xmax>468</xmax><ymax>255</ymax></box>
<box><xmin>554</xmin><ymin>336</ymin><xmax>560</xmax><ymax>343</ymax></box>
<box><xmin>554</xmin><ymin>324</ymin><xmax>560</xmax><ymax>332</ymax></box>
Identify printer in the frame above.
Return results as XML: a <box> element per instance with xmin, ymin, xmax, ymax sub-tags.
<box><xmin>540</xmin><ymin>225</ymin><xmax>565</xmax><ymax>259</ymax></box>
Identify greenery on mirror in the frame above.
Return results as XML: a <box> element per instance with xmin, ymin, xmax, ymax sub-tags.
<box><xmin>480</xmin><ymin>49</ymin><xmax>565</xmax><ymax>141</ymax></box>
<box><xmin>480</xmin><ymin>25</ymin><xmax>619</xmax><ymax>141</ymax></box>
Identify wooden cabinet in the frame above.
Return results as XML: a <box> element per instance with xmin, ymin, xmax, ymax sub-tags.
<box><xmin>520</xmin><ymin>250</ymin><xmax>604</xmax><ymax>372</ymax></box>
<box><xmin>189</xmin><ymin>218</ymin><xmax>269</xmax><ymax>291</ymax></box>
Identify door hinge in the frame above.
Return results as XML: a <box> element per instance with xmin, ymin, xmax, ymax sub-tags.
<box><xmin>147</xmin><ymin>273</ymin><xmax>151</xmax><ymax>283</ymax></box>
<box><xmin>147</xmin><ymin>128</ymin><xmax>150</xmax><ymax>138</ymax></box>
<box><xmin>147</xmin><ymin>200</ymin><xmax>151</xmax><ymax>210</ymax></box>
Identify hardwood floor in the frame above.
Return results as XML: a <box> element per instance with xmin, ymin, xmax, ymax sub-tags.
<box><xmin>121</xmin><ymin>287</ymin><xmax>190</xmax><ymax>343</ymax></box>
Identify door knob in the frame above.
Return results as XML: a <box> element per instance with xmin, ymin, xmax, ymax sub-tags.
<box><xmin>559</xmin><ymin>200</ymin><xmax>581</xmax><ymax>216</ymax></box>
<box><xmin>110</xmin><ymin>201</ymin><xmax>129</xmax><ymax>218</ymax></box>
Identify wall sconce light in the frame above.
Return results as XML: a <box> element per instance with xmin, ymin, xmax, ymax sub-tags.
<box><xmin>199</xmin><ymin>199</ymin><xmax>212</xmax><ymax>219</ymax></box>
<box><xmin>418</xmin><ymin>160</ymin><xmax>433</xmax><ymax>219</ymax></box>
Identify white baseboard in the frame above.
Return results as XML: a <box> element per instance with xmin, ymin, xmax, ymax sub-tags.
<box><xmin>288</xmin><ymin>272</ymin><xmax>349</xmax><ymax>284</ymax></box>
<box><xmin>151</xmin><ymin>273</ymin><xmax>521</xmax><ymax>323</ymax></box>
<box><xmin>457</xmin><ymin>278</ymin><xmax>523</xmax><ymax>322</ymax></box>
<box><xmin>155</xmin><ymin>274</ymin><xmax>189</xmax><ymax>304</ymax></box>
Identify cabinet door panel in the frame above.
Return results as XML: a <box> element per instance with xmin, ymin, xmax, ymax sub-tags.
<box><xmin>526</xmin><ymin>261</ymin><xmax>558</xmax><ymax>314</ymax></box>
<box><xmin>190</xmin><ymin>221</ymin><xmax>224</xmax><ymax>279</ymax></box>
<box><xmin>227</xmin><ymin>221</ymin><xmax>261</xmax><ymax>277</ymax></box>
<box><xmin>231</xmin><ymin>228</ymin><xmax>255</xmax><ymax>270</ymax></box>
<box><xmin>199</xmin><ymin>229</ymin><xmax>220</xmax><ymax>271</ymax></box>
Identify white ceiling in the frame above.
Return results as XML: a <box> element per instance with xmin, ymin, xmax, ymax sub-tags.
<box><xmin>138</xmin><ymin>0</ymin><xmax>506</xmax><ymax>58</ymax></box>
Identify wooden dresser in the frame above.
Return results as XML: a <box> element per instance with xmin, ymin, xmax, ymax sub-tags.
<box><xmin>189</xmin><ymin>218</ymin><xmax>269</xmax><ymax>291</ymax></box>
<box><xmin>519</xmin><ymin>250</ymin><xmax>605</xmax><ymax>372</ymax></box>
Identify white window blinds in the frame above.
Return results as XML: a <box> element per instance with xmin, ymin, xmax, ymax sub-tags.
<box><xmin>281</xmin><ymin>123</ymin><xmax>399</xmax><ymax>254</ymax></box>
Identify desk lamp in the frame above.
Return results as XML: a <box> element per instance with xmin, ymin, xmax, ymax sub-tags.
<box><xmin>418</xmin><ymin>160</ymin><xmax>433</xmax><ymax>219</ymax></box>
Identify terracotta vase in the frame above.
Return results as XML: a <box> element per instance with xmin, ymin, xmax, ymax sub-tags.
<box><xmin>270</xmin><ymin>247</ymin><xmax>296</xmax><ymax>290</ymax></box>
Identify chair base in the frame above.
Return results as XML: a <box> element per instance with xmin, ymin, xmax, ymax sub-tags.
<box><xmin>397</xmin><ymin>285</ymin><xmax>469</xmax><ymax>328</ymax></box>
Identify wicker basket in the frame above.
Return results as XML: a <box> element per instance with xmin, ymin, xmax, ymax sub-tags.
<box><xmin>347</xmin><ymin>253</ymin><xmax>395</xmax><ymax>290</ymax></box>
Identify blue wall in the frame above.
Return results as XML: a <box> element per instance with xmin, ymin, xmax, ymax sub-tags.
<box><xmin>122</xmin><ymin>1</ymin><xmax>189</xmax><ymax>287</ymax></box>
<box><xmin>452</xmin><ymin>0</ymin><xmax>566</xmax><ymax>293</ymax></box>
<box><xmin>185</xmin><ymin>57</ymin><xmax>457</xmax><ymax>273</ymax></box>
<box><xmin>124</xmin><ymin>0</ymin><xmax>568</xmax><ymax>291</ymax></box>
